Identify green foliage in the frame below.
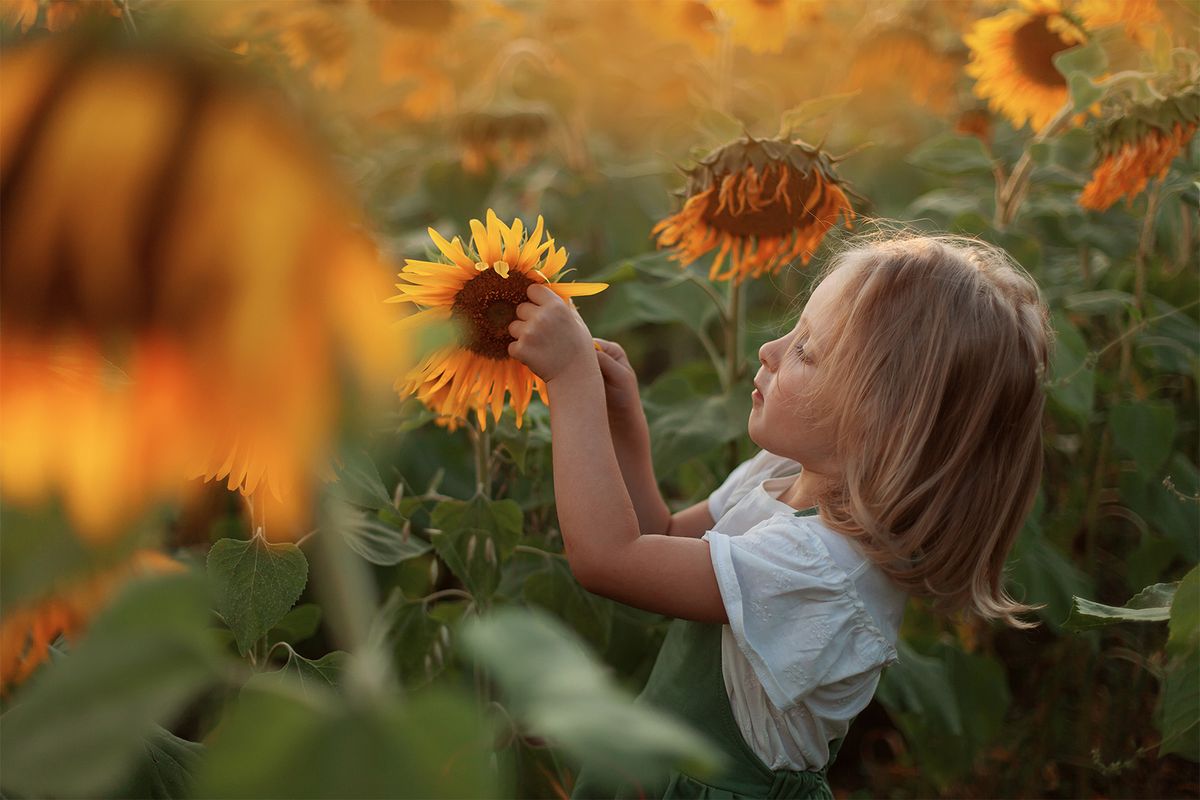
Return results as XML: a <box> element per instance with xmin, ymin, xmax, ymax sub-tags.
<box><xmin>1063</xmin><ymin>582</ymin><xmax>1177</xmax><ymax>630</ymax></box>
<box><xmin>459</xmin><ymin>607</ymin><xmax>725</xmax><ymax>787</ymax></box>
<box><xmin>208</xmin><ymin>536</ymin><xmax>309</xmax><ymax>655</ymax></box>
<box><xmin>0</xmin><ymin>574</ymin><xmax>223</xmax><ymax>798</ymax></box>
<box><xmin>430</xmin><ymin>495</ymin><xmax>523</xmax><ymax>601</ymax></box>
<box><xmin>906</xmin><ymin>134</ymin><xmax>995</xmax><ymax>177</ymax></box>
<box><xmin>193</xmin><ymin>680</ymin><xmax>498</xmax><ymax>799</ymax></box>
<box><xmin>1159</xmin><ymin>566</ymin><xmax>1200</xmax><ymax>760</ymax></box>
<box><xmin>876</xmin><ymin>640</ymin><xmax>1012</xmax><ymax>790</ymax></box>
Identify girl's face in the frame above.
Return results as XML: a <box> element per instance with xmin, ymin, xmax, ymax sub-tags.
<box><xmin>748</xmin><ymin>267</ymin><xmax>851</xmax><ymax>474</ymax></box>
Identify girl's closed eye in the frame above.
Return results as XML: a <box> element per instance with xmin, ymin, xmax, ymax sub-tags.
<box><xmin>793</xmin><ymin>337</ymin><xmax>813</xmax><ymax>364</ymax></box>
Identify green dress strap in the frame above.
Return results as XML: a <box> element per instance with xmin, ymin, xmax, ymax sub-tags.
<box><xmin>570</xmin><ymin>580</ymin><xmax>842</xmax><ymax>798</ymax></box>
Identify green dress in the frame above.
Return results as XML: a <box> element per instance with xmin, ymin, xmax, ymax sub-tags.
<box><xmin>570</xmin><ymin>510</ymin><xmax>841</xmax><ymax>800</ymax></box>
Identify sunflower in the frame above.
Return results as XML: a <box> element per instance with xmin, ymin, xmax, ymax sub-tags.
<box><xmin>0</xmin><ymin>550</ymin><xmax>183</xmax><ymax>695</ymax></box>
<box><xmin>1078</xmin><ymin>87</ymin><xmax>1199</xmax><ymax>211</ymax></box>
<box><xmin>839</xmin><ymin>28</ymin><xmax>962</xmax><ymax>117</ymax></box>
<box><xmin>708</xmin><ymin>0</ymin><xmax>821</xmax><ymax>55</ymax></box>
<box><xmin>1075</xmin><ymin>0</ymin><xmax>1163</xmax><ymax>49</ymax></box>
<box><xmin>456</xmin><ymin>107</ymin><xmax>550</xmax><ymax>175</ymax></box>
<box><xmin>636</xmin><ymin>0</ymin><xmax>719</xmax><ymax>56</ymax></box>
<box><xmin>276</xmin><ymin>5</ymin><xmax>353</xmax><ymax>90</ymax></box>
<box><xmin>964</xmin><ymin>0</ymin><xmax>1092</xmax><ymax>131</ymax></box>
<box><xmin>389</xmin><ymin>210</ymin><xmax>607</xmax><ymax>430</ymax></box>
<box><xmin>652</xmin><ymin>135</ymin><xmax>859</xmax><ymax>283</ymax></box>
<box><xmin>0</xmin><ymin>36</ymin><xmax>407</xmax><ymax>542</ymax></box>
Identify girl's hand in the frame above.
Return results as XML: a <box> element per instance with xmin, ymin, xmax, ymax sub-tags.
<box><xmin>594</xmin><ymin>338</ymin><xmax>647</xmax><ymax>434</ymax></box>
<box><xmin>507</xmin><ymin>283</ymin><xmax>597</xmax><ymax>383</ymax></box>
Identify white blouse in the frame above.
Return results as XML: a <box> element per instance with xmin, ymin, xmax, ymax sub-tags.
<box><xmin>701</xmin><ymin>449</ymin><xmax>909</xmax><ymax>771</ymax></box>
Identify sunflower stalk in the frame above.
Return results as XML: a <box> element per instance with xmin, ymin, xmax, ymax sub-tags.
<box><xmin>470</xmin><ymin>422</ymin><xmax>493</xmax><ymax>500</ymax></box>
<box><xmin>1133</xmin><ymin>178</ymin><xmax>1165</xmax><ymax>312</ymax></box>
<box><xmin>724</xmin><ymin>280</ymin><xmax>744</xmax><ymax>471</ymax></box>
<box><xmin>995</xmin><ymin>100</ymin><xmax>1076</xmax><ymax>229</ymax></box>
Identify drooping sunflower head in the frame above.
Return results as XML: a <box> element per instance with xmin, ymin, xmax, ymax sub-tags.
<box><xmin>389</xmin><ymin>210</ymin><xmax>606</xmax><ymax>430</ymax></box>
<box><xmin>964</xmin><ymin>0</ymin><xmax>1091</xmax><ymax>131</ymax></box>
<box><xmin>455</xmin><ymin>107</ymin><xmax>550</xmax><ymax>175</ymax></box>
<box><xmin>1078</xmin><ymin>85</ymin><xmax>1200</xmax><ymax>211</ymax></box>
<box><xmin>652</xmin><ymin>135</ymin><xmax>860</xmax><ymax>283</ymax></box>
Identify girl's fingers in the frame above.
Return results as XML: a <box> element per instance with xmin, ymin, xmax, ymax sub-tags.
<box><xmin>594</xmin><ymin>338</ymin><xmax>630</xmax><ymax>366</ymax></box>
<box><xmin>526</xmin><ymin>283</ymin><xmax>558</xmax><ymax>305</ymax></box>
<box><xmin>508</xmin><ymin>319</ymin><xmax>527</xmax><ymax>339</ymax></box>
<box><xmin>514</xmin><ymin>302</ymin><xmax>536</xmax><ymax>320</ymax></box>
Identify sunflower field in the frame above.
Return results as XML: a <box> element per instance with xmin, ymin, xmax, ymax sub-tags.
<box><xmin>0</xmin><ymin>0</ymin><xmax>1197</xmax><ymax>798</ymax></box>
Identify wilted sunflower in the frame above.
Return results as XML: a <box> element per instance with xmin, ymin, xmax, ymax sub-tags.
<box><xmin>0</xmin><ymin>550</ymin><xmax>183</xmax><ymax>695</ymax></box>
<box><xmin>390</xmin><ymin>210</ymin><xmax>607</xmax><ymax>430</ymax></box>
<box><xmin>653</xmin><ymin>135</ymin><xmax>859</xmax><ymax>283</ymax></box>
<box><xmin>1078</xmin><ymin>86</ymin><xmax>1199</xmax><ymax>211</ymax></box>
<box><xmin>0</xmin><ymin>36</ymin><xmax>406</xmax><ymax>541</ymax></box>
<box><xmin>964</xmin><ymin>0</ymin><xmax>1092</xmax><ymax>131</ymax></box>
<box><xmin>456</xmin><ymin>107</ymin><xmax>550</xmax><ymax>175</ymax></box>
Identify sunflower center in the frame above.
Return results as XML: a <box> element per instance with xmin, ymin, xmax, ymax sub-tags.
<box><xmin>451</xmin><ymin>267</ymin><xmax>533</xmax><ymax>360</ymax></box>
<box><xmin>701</xmin><ymin>165</ymin><xmax>819</xmax><ymax>239</ymax></box>
<box><xmin>1012</xmin><ymin>14</ymin><xmax>1070</xmax><ymax>88</ymax></box>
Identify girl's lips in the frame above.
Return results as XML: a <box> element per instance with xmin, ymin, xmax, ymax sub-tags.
<box><xmin>752</xmin><ymin>386</ymin><xmax>763</xmax><ymax>405</ymax></box>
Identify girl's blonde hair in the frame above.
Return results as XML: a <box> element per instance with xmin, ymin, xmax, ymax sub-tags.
<box><xmin>797</xmin><ymin>224</ymin><xmax>1053</xmax><ymax>629</ymax></box>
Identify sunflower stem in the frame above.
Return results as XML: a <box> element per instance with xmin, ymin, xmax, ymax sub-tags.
<box><xmin>725</xmin><ymin>280</ymin><xmax>744</xmax><ymax>471</ymax></box>
<box><xmin>995</xmin><ymin>100</ymin><xmax>1076</xmax><ymax>229</ymax></box>
<box><xmin>472</xmin><ymin>422</ymin><xmax>493</xmax><ymax>500</ymax></box>
<box><xmin>1134</xmin><ymin>178</ymin><xmax>1164</xmax><ymax>313</ymax></box>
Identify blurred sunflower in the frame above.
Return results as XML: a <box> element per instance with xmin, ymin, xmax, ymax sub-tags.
<box><xmin>1075</xmin><ymin>0</ymin><xmax>1163</xmax><ymax>49</ymax></box>
<box><xmin>390</xmin><ymin>210</ymin><xmax>607</xmax><ymax>430</ymax></box>
<box><xmin>709</xmin><ymin>0</ymin><xmax>821</xmax><ymax>55</ymax></box>
<box><xmin>0</xmin><ymin>550</ymin><xmax>183</xmax><ymax>695</ymax></box>
<box><xmin>839</xmin><ymin>28</ymin><xmax>962</xmax><ymax>117</ymax></box>
<box><xmin>276</xmin><ymin>4</ymin><xmax>353</xmax><ymax>90</ymax></box>
<box><xmin>456</xmin><ymin>107</ymin><xmax>550</xmax><ymax>175</ymax></box>
<box><xmin>964</xmin><ymin>0</ymin><xmax>1092</xmax><ymax>131</ymax></box>
<box><xmin>0</xmin><ymin>36</ymin><xmax>407</xmax><ymax>542</ymax></box>
<box><xmin>653</xmin><ymin>135</ymin><xmax>859</xmax><ymax>283</ymax></box>
<box><xmin>636</xmin><ymin>0</ymin><xmax>719</xmax><ymax>56</ymax></box>
<box><xmin>1078</xmin><ymin>86</ymin><xmax>1199</xmax><ymax>211</ymax></box>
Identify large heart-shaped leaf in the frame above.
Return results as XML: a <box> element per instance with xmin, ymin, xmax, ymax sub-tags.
<box><xmin>207</xmin><ymin>536</ymin><xmax>309</xmax><ymax>655</ymax></box>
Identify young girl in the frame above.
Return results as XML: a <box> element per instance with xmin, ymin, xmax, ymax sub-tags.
<box><xmin>506</xmin><ymin>232</ymin><xmax>1052</xmax><ymax>799</ymax></box>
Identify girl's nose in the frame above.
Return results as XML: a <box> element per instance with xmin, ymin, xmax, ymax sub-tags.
<box><xmin>759</xmin><ymin>336</ymin><xmax>782</xmax><ymax>370</ymax></box>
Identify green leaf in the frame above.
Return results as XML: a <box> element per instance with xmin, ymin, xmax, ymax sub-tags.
<box><xmin>1110</xmin><ymin>402</ymin><xmax>1176</xmax><ymax>477</ymax></box>
<box><xmin>0</xmin><ymin>573</ymin><xmax>222</xmax><ymax>798</ymax></box>
<box><xmin>906</xmin><ymin>134</ymin><xmax>994</xmax><ymax>176</ymax></box>
<box><xmin>338</xmin><ymin>507</ymin><xmax>431</xmax><ymax>566</ymax></box>
<box><xmin>1062</xmin><ymin>582</ymin><xmax>1177</xmax><ymax>631</ymax></box>
<box><xmin>1159</xmin><ymin>649</ymin><xmax>1200</xmax><ymax>761</ymax></box>
<box><xmin>269</xmin><ymin>603</ymin><xmax>323</xmax><ymax>646</ymax></box>
<box><xmin>1067</xmin><ymin>73</ymin><xmax>1102</xmax><ymax>113</ymax></box>
<box><xmin>644</xmin><ymin>375</ymin><xmax>751</xmax><ymax>474</ymax></box>
<box><xmin>876</xmin><ymin>640</ymin><xmax>1010</xmax><ymax>789</ymax></box>
<box><xmin>375</xmin><ymin>588</ymin><xmax>453</xmax><ymax>686</ymax></box>
<box><xmin>194</xmin><ymin>680</ymin><xmax>498</xmax><ymax>798</ymax></box>
<box><xmin>522</xmin><ymin>556</ymin><xmax>614</xmax><ymax>653</ymax></box>
<box><xmin>115</xmin><ymin>724</ymin><xmax>205</xmax><ymax>800</ymax></box>
<box><xmin>429</xmin><ymin>496</ymin><xmax>522</xmax><ymax>601</ymax></box>
<box><xmin>459</xmin><ymin>607</ymin><xmax>725</xmax><ymax>789</ymax></box>
<box><xmin>1053</xmin><ymin>40</ymin><xmax>1108</xmax><ymax>81</ymax></box>
<box><xmin>207</xmin><ymin>536</ymin><xmax>309</xmax><ymax>655</ymax></box>
<box><xmin>1006</xmin><ymin>514</ymin><xmax>1094</xmax><ymax>631</ymax></box>
<box><xmin>1047</xmin><ymin>311</ymin><xmax>1095</xmax><ymax>423</ymax></box>
<box><xmin>259</xmin><ymin>648</ymin><xmax>349</xmax><ymax>699</ymax></box>
<box><xmin>329</xmin><ymin>448</ymin><xmax>393</xmax><ymax>511</ymax></box>
<box><xmin>1167</xmin><ymin>566</ymin><xmax>1199</xmax><ymax>660</ymax></box>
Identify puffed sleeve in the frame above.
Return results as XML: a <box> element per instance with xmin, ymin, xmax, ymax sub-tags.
<box><xmin>702</xmin><ymin>515</ymin><xmax>898</xmax><ymax>712</ymax></box>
